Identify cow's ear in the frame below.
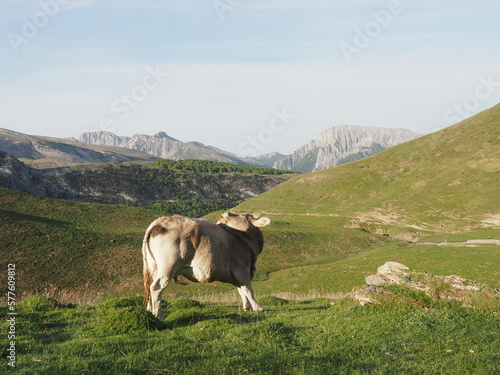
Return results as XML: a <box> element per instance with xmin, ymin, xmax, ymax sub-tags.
<box><xmin>253</xmin><ymin>217</ymin><xmax>271</xmax><ymax>227</ymax></box>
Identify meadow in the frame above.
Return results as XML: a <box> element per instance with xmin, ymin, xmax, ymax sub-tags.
<box><xmin>1</xmin><ymin>288</ymin><xmax>499</xmax><ymax>375</ymax></box>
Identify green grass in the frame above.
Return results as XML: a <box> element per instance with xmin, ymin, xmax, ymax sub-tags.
<box><xmin>419</xmin><ymin>229</ymin><xmax>500</xmax><ymax>243</ymax></box>
<box><xmin>255</xmin><ymin>242</ymin><xmax>500</xmax><ymax>297</ymax></box>
<box><xmin>1</xmin><ymin>294</ymin><xmax>498</xmax><ymax>374</ymax></box>
<box><xmin>0</xmin><ymin>187</ymin><xmax>159</xmax><ymax>301</ymax></box>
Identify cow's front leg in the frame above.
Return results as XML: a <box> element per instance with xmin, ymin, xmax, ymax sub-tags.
<box><xmin>237</xmin><ymin>286</ymin><xmax>252</xmax><ymax>311</ymax></box>
<box><xmin>238</xmin><ymin>284</ymin><xmax>264</xmax><ymax>312</ymax></box>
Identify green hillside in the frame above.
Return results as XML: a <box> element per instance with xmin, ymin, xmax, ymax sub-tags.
<box><xmin>0</xmin><ymin>188</ymin><xmax>159</xmax><ymax>301</ymax></box>
<box><xmin>235</xmin><ymin>104</ymin><xmax>500</xmax><ymax>236</ymax></box>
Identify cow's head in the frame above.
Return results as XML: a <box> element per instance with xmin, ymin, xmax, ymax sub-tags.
<box><xmin>217</xmin><ymin>212</ymin><xmax>271</xmax><ymax>231</ymax></box>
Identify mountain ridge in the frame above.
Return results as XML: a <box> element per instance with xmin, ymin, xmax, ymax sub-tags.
<box><xmin>0</xmin><ymin>125</ymin><xmax>422</xmax><ymax>171</ymax></box>
<box><xmin>0</xmin><ymin>128</ymin><xmax>158</xmax><ymax>168</ymax></box>
<box><xmin>274</xmin><ymin>125</ymin><xmax>422</xmax><ymax>173</ymax></box>
<box><xmin>79</xmin><ymin>131</ymin><xmax>253</xmax><ymax>165</ymax></box>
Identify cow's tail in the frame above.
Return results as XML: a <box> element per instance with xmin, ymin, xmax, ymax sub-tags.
<box><xmin>142</xmin><ymin>221</ymin><xmax>157</xmax><ymax>309</ymax></box>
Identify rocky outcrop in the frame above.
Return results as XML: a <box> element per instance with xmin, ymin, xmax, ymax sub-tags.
<box><xmin>350</xmin><ymin>262</ymin><xmax>497</xmax><ymax>308</ymax></box>
<box><xmin>274</xmin><ymin>125</ymin><xmax>421</xmax><ymax>173</ymax></box>
<box><xmin>0</xmin><ymin>152</ymin><xmax>46</xmax><ymax>195</ymax></box>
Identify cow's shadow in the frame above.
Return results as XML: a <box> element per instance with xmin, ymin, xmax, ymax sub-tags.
<box><xmin>158</xmin><ymin>298</ymin><xmax>332</xmax><ymax>331</ymax></box>
<box><xmin>159</xmin><ymin>302</ymin><xmax>266</xmax><ymax>330</ymax></box>
<box><xmin>0</xmin><ymin>208</ymin><xmax>70</xmax><ymax>226</ymax></box>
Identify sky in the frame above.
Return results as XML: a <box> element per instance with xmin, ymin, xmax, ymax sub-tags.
<box><xmin>1</xmin><ymin>0</ymin><xmax>499</xmax><ymax>157</ymax></box>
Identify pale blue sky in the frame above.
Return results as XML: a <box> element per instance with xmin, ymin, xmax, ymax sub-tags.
<box><xmin>1</xmin><ymin>0</ymin><xmax>499</xmax><ymax>156</ymax></box>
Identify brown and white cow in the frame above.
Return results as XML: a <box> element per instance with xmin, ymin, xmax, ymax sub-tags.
<box><xmin>142</xmin><ymin>212</ymin><xmax>271</xmax><ymax>318</ymax></box>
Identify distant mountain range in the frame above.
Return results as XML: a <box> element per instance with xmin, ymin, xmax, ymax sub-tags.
<box><xmin>77</xmin><ymin>131</ymin><xmax>255</xmax><ymax>165</ymax></box>
<box><xmin>0</xmin><ymin>125</ymin><xmax>421</xmax><ymax>172</ymax></box>
<box><xmin>274</xmin><ymin>126</ymin><xmax>421</xmax><ymax>173</ymax></box>
<box><xmin>78</xmin><ymin>126</ymin><xmax>421</xmax><ymax>172</ymax></box>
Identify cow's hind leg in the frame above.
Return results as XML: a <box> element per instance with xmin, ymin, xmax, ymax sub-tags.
<box><xmin>150</xmin><ymin>276</ymin><xmax>172</xmax><ymax>319</ymax></box>
<box><xmin>237</xmin><ymin>284</ymin><xmax>264</xmax><ymax>312</ymax></box>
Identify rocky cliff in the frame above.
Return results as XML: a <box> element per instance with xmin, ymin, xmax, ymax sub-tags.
<box><xmin>0</xmin><ymin>152</ymin><xmax>293</xmax><ymax>210</ymax></box>
<box><xmin>274</xmin><ymin>125</ymin><xmax>422</xmax><ymax>173</ymax></box>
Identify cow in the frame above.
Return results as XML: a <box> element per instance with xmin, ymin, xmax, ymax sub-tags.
<box><xmin>142</xmin><ymin>212</ymin><xmax>271</xmax><ymax>318</ymax></box>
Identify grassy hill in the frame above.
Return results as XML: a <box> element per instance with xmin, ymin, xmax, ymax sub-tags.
<box><xmin>234</xmin><ymin>104</ymin><xmax>500</xmax><ymax>236</ymax></box>
<box><xmin>0</xmin><ymin>187</ymin><xmax>393</xmax><ymax>302</ymax></box>
<box><xmin>0</xmin><ymin>188</ymin><xmax>160</xmax><ymax>302</ymax></box>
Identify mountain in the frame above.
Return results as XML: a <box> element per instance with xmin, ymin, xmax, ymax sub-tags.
<box><xmin>0</xmin><ymin>126</ymin><xmax>421</xmax><ymax>171</ymax></box>
<box><xmin>235</xmin><ymin>104</ymin><xmax>500</xmax><ymax>236</ymax></box>
<box><xmin>78</xmin><ymin>127</ymin><xmax>421</xmax><ymax>173</ymax></box>
<box><xmin>0</xmin><ymin>151</ymin><xmax>295</xmax><ymax>209</ymax></box>
<box><xmin>251</xmin><ymin>152</ymin><xmax>287</xmax><ymax>168</ymax></box>
<box><xmin>0</xmin><ymin>128</ymin><xmax>157</xmax><ymax>168</ymax></box>
<box><xmin>79</xmin><ymin>131</ymin><xmax>255</xmax><ymax>165</ymax></box>
<box><xmin>274</xmin><ymin>125</ymin><xmax>421</xmax><ymax>173</ymax></box>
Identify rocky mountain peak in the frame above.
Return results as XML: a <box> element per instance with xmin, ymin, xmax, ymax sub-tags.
<box><xmin>274</xmin><ymin>125</ymin><xmax>421</xmax><ymax>173</ymax></box>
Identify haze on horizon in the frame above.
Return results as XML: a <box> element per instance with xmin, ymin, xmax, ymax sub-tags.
<box><xmin>0</xmin><ymin>0</ymin><xmax>499</xmax><ymax>156</ymax></box>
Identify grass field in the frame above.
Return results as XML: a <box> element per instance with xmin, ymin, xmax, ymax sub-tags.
<box><xmin>1</xmin><ymin>292</ymin><xmax>498</xmax><ymax>375</ymax></box>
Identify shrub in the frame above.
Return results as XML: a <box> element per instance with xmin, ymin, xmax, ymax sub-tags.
<box><xmin>89</xmin><ymin>296</ymin><xmax>162</xmax><ymax>336</ymax></box>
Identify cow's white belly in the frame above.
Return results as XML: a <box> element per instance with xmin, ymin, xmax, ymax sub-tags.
<box><xmin>177</xmin><ymin>261</ymin><xmax>213</xmax><ymax>283</ymax></box>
